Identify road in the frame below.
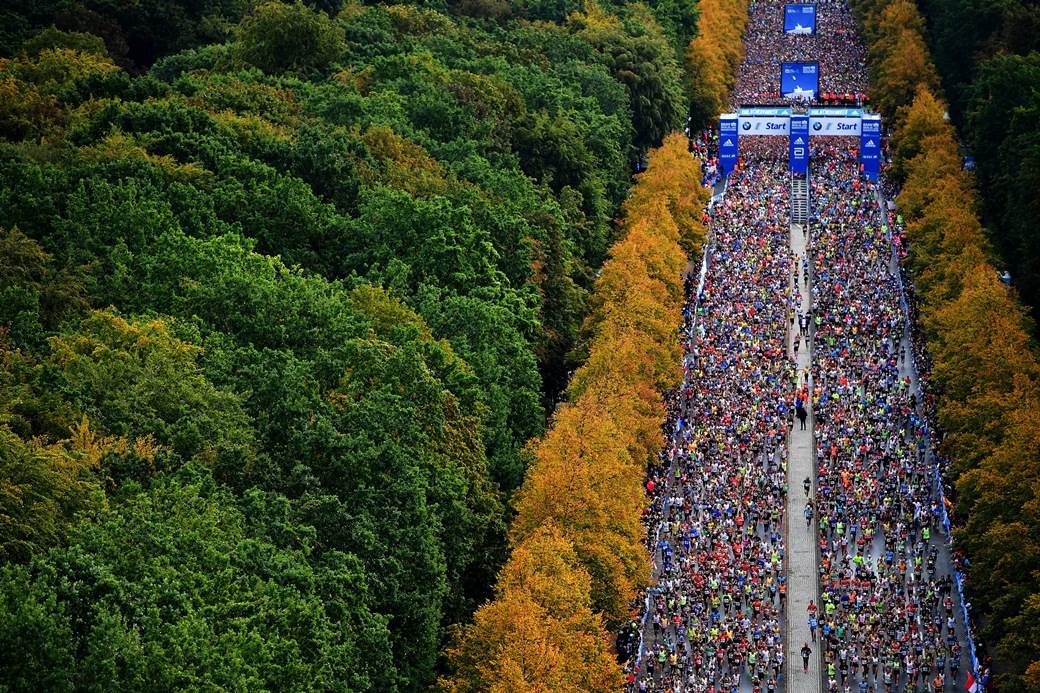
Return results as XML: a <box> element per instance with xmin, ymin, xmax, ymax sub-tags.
<box><xmin>786</xmin><ymin>220</ymin><xmax>822</xmax><ymax>693</ymax></box>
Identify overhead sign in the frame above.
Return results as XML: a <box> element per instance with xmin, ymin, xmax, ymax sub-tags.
<box><xmin>860</xmin><ymin>114</ymin><xmax>881</xmax><ymax>180</ymax></box>
<box><xmin>739</xmin><ymin>106</ymin><xmax>793</xmax><ymax>117</ymax></box>
<box><xmin>808</xmin><ymin>107</ymin><xmax>862</xmax><ymax>118</ymax></box>
<box><xmin>738</xmin><ymin>115</ymin><xmax>790</xmax><ymax>135</ymax></box>
<box><xmin>809</xmin><ymin>116</ymin><xmax>861</xmax><ymax>135</ymax></box>
<box><xmin>719</xmin><ymin>114</ymin><xmax>739</xmax><ymax>174</ymax></box>
<box><xmin>784</xmin><ymin>4</ymin><xmax>816</xmax><ymax>34</ymax></box>
<box><xmin>781</xmin><ymin>62</ymin><xmax>819</xmax><ymax>101</ymax></box>
<box><xmin>789</xmin><ymin>115</ymin><xmax>809</xmax><ymax>174</ymax></box>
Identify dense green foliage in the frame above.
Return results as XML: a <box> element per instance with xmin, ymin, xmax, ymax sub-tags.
<box><xmin>0</xmin><ymin>468</ymin><xmax>395</xmax><ymax>692</ymax></box>
<box><xmin>0</xmin><ymin>1</ymin><xmax>692</xmax><ymax>689</ymax></box>
<box><xmin>916</xmin><ymin>0</ymin><xmax>1040</xmax><ymax>321</ymax></box>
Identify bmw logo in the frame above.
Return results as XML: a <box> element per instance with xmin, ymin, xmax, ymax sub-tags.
<box><xmin>742</xmin><ymin>121</ymin><xmax>751</xmax><ymax>130</ymax></box>
<box><xmin>813</xmin><ymin>121</ymin><xmax>823</xmax><ymax>131</ymax></box>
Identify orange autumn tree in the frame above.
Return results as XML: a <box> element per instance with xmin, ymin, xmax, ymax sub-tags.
<box><xmin>888</xmin><ymin>85</ymin><xmax>946</xmax><ymax>181</ymax></box>
<box><xmin>686</xmin><ymin>0</ymin><xmax>749</xmax><ymax>128</ymax></box>
<box><xmin>441</xmin><ymin>132</ymin><xmax>706</xmax><ymax>689</ymax></box>
<box><xmin>925</xmin><ymin>261</ymin><xmax>1040</xmax><ymax>474</ymax></box>
<box><xmin>854</xmin><ymin>0</ymin><xmax>939</xmax><ymax>124</ymax></box>
<box><xmin>873</xmin><ymin>32</ymin><xmax>939</xmax><ymax>124</ymax></box>
<box><xmin>510</xmin><ymin>396</ymin><xmax>647</xmax><ymax>623</ymax></box>
<box><xmin>624</xmin><ymin>151</ymin><xmax>709</xmax><ymax>253</ymax></box>
<box><xmin>440</xmin><ymin>525</ymin><xmax>624</xmax><ymax>693</ymax></box>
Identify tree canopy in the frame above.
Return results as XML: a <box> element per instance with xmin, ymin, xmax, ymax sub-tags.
<box><xmin>0</xmin><ymin>0</ymin><xmax>699</xmax><ymax>689</ymax></box>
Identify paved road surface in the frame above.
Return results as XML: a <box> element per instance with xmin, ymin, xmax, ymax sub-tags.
<box><xmin>786</xmin><ymin>221</ymin><xmax>822</xmax><ymax>693</ymax></box>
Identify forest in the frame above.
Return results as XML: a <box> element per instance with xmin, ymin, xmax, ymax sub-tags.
<box><xmin>0</xmin><ymin>0</ymin><xmax>698</xmax><ymax>690</ymax></box>
<box><xmin>914</xmin><ymin>0</ymin><xmax>1040</xmax><ymax>323</ymax></box>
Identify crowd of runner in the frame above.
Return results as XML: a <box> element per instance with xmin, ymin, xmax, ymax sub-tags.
<box><xmin>733</xmin><ymin>0</ymin><xmax>869</xmax><ymax>107</ymax></box>
<box><xmin>807</xmin><ymin>141</ymin><xmax>967</xmax><ymax>692</ymax></box>
<box><xmin>628</xmin><ymin>140</ymin><xmax>795</xmax><ymax>693</ymax></box>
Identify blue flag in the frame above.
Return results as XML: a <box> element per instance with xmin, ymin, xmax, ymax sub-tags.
<box><xmin>859</xmin><ymin>116</ymin><xmax>881</xmax><ymax>181</ymax></box>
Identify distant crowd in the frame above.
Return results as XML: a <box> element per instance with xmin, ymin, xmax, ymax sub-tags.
<box><xmin>732</xmin><ymin>0</ymin><xmax>868</xmax><ymax>107</ymax></box>
<box><xmin>808</xmin><ymin>141</ymin><xmax>967</xmax><ymax>692</ymax></box>
<box><xmin>629</xmin><ymin>139</ymin><xmax>795</xmax><ymax>693</ymax></box>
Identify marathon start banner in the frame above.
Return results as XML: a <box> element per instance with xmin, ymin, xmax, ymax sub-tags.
<box><xmin>723</xmin><ymin>109</ymin><xmax>882</xmax><ymax>172</ymax></box>
<box><xmin>784</xmin><ymin>4</ymin><xmax>816</xmax><ymax>35</ymax></box>
<box><xmin>789</xmin><ymin>115</ymin><xmax>809</xmax><ymax>174</ymax></box>
<box><xmin>809</xmin><ymin>106</ymin><xmax>861</xmax><ymax>135</ymax></box>
<box><xmin>781</xmin><ymin>62</ymin><xmax>819</xmax><ymax>101</ymax></box>
<box><xmin>738</xmin><ymin>106</ymin><xmax>792</xmax><ymax>137</ymax></box>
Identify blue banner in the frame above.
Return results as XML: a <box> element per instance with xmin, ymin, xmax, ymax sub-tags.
<box><xmin>789</xmin><ymin>115</ymin><xmax>809</xmax><ymax>174</ymax></box>
<box><xmin>808</xmin><ymin>107</ymin><xmax>861</xmax><ymax>118</ymax></box>
<box><xmin>784</xmin><ymin>4</ymin><xmax>816</xmax><ymax>34</ymax></box>
<box><xmin>781</xmin><ymin>62</ymin><xmax>819</xmax><ymax>101</ymax></box>
<box><xmin>739</xmin><ymin>107</ymin><xmax>793</xmax><ymax>117</ymax></box>
<box><xmin>719</xmin><ymin>115</ymin><xmax>739</xmax><ymax>175</ymax></box>
<box><xmin>860</xmin><ymin>116</ymin><xmax>881</xmax><ymax>181</ymax></box>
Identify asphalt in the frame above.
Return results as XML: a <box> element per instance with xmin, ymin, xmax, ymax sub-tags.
<box><xmin>786</xmin><ymin>221</ymin><xmax>822</xmax><ymax>693</ymax></box>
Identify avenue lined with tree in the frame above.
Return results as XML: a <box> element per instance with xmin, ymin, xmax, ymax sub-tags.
<box><xmin>0</xmin><ymin>0</ymin><xmax>1038</xmax><ymax>691</ymax></box>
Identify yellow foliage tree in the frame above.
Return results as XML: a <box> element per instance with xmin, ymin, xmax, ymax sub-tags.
<box><xmin>926</xmin><ymin>262</ymin><xmax>1040</xmax><ymax>474</ymax></box>
<box><xmin>440</xmin><ymin>525</ymin><xmax>624</xmax><ymax>693</ymax></box>
<box><xmin>890</xmin><ymin>85</ymin><xmax>948</xmax><ymax>181</ymax></box>
<box><xmin>511</xmin><ymin>395</ymin><xmax>648</xmax><ymax>621</ymax></box>
<box><xmin>686</xmin><ymin>0</ymin><xmax>749</xmax><ymax>126</ymax></box>
<box><xmin>874</xmin><ymin>30</ymin><xmax>940</xmax><ymax>121</ymax></box>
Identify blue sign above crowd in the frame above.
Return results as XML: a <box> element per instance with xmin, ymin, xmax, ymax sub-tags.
<box><xmin>859</xmin><ymin>115</ymin><xmax>881</xmax><ymax>181</ymax></box>
<box><xmin>719</xmin><ymin>116</ymin><xmax>739</xmax><ymax>175</ymax></box>
<box><xmin>784</xmin><ymin>4</ymin><xmax>816</xmax><ymax>34</ymax></box>
<box><xmin>781</xmin><ymin>62</ymin><xmax>819</xmax><ymax>100</ymax></box>
<box><xmin>789</xmin><ymin>115</ymin><xmax>809</xmax><ymax>175</ymax></box>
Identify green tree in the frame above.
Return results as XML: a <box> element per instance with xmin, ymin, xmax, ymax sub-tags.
<box><xmin>47</xmin><ymin>310</ymin><xmax>257</xmax><ymax>476</ymax></box>
<box><xmin>0</xmin><ymin>468</ymin><xmax>395</xmax><ymax>692</ymax></box>
<box><xmin>0</xmin><ymin>424</ymin><xmax>105</xmax><ymax>562</ymax></box>
<box><xmin>966</xmin><ymin>53</ymin><xmax>1040</xmax><ymax>317</ymax></box>
<box><xmin>233</xmin><ymin>1</ymin><xmax>344</xmax><ymax>76</ymax></box>
<box><xmin>568</xmin><ymin>1</ymin><xmax>685</xmax><ymax>149</ymax></box>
